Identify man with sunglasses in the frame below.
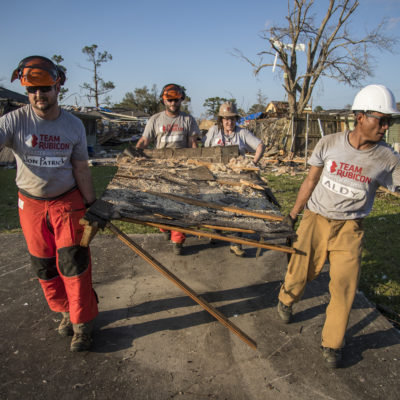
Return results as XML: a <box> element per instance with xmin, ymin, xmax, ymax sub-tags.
<box><xmin>277</xmin><ymin>84</ymin><xmax>400</xmax><ymax>368</ymax></box>
<box><xmin>136</xmin><ymin>83</ymin><xmax>200</xmax><ymax>255</ymax></box>
<box><xmin>0</xmin><ymin>56</ymin><xmax>98</xmax><ymax>352</ymax></box>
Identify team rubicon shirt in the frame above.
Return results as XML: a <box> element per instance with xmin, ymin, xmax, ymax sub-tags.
<box><xmin>307</xmin><ymin>131</ymin><xmax>400</xmax><ymax>220</ymax></box>
<box><xmin>203</xmin><ymin>125</ymin><xmax>262</xmax><ymax>154</ymax></box>
<box><xmin>0</xmin><ymin>105</ymin><xmax>88</xmax><ymax>198</ymax></box>
<box><xmin>142</xmin><ymin>111</ymin><xmax>200</xmax><ymax>149</ymax></box>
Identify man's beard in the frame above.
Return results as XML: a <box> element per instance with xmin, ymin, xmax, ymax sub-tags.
<box><xmin>33</xmin><ymin>97</ymin><xmax>55</xmax><ymax>112</ymax></box>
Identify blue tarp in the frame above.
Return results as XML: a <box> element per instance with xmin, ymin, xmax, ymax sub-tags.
<box><xmin>238</xmin><ymin>112</ymin><xmax>263</xmax><ymax>125</ymax></box>
<box><xmin>99</xmin><ymin>106</ymin><xmax>112</xmax><ymax>112</ymax></box>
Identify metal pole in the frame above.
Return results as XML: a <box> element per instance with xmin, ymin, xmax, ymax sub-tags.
<box><xmin>317</xmin><ymin>118</ymin><xmax>325</xmax><ymax>137</ymax></box>
<box><xmin>289</xmin><ymin>115</ymin><xmax>295</xmax><ymax>153</ymax></box>
<box><xmin>305</xmin><ymin>113</ymin><xmax>309</xmax><ymax>166</ymax></box>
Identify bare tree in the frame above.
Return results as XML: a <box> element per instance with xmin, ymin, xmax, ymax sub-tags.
<box><xmin>80</xmin><ymin>44</ymin><xmax>115</xmax><ymax>107</ymax></box>
<box><xmin>235</xmin><ymin>0</ymin><xmax>397</xmax><ymax>115</ymax></box>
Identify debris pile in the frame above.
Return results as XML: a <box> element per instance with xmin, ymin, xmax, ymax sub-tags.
<box><xmin>97</xmin><ymin>118</ymin><xmax>145</xmax><ymax>145</ymax></box>
<box><xmin>98</xmin><ymin>146</ymin><xmax>294</xmax><ymax>242</ymax></box>
<box><xmin>246</xmin><ymin>117</ymin><xmax>291</xmax><ymax>150</ymax></box>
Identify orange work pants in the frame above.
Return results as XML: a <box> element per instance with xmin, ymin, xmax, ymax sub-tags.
<box><xmin>18</xmin><ymin>189</ymin><xmax>98</xmax><ymax>324</ymax></box>
<box><xmin>159</xmin><ymin>228</ymin><xmax>185</xmax><ymax>244</ymax></box>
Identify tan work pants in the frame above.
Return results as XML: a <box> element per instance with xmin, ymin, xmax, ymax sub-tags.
<box><xmin>278</xmin><ymin>209</ymin><xmax>364</xmax><ymax>349</ymax></box>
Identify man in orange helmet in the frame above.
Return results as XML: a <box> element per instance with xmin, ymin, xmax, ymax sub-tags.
<box><xmin>136</xmin><ymin>83</ymin><xmax>200</xmax><ymax>255</ymax></box>
<box><xmin>0</xmin><ymin>55</ymin><xmax>98</xmax><ymax>352</ymax></box>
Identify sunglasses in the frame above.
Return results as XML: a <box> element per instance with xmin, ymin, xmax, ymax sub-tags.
<box><xmin>365</xmin><ymin>113</ymin><xmax>394</xmax><ymax>127</ymax></box>
<box><xmin>26</xmin><ymin>86</ymin><xmax>53</xmax><ymax>94</ymax></box>
<box><xmin>165</xmin><ymin>98</ymin><xmax>182</xmax><ymax>103</ymax></box>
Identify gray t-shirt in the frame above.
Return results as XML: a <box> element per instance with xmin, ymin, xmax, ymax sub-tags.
<box><xmin>0</xmin><ymin>105</ymin><xmax>88</xmax><ymax>198</ymax></box>
<box><xmin>307</xmin><ymin>131</ymin><xmax>400</xmax><ymax>219</ymax></box>
<box><xmin>142</xmin><ymin>111</ymin><xmax>199</xmax><ymax>149</ymax></box>
<box><xmin>203</xmin><ymin>125</ymin><xmax>262</xmax><ymax>154</ymax></box>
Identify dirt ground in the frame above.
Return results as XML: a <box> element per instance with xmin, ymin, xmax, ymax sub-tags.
<box><xmin>1</xmin><ymin>233</ymin><xmax>400</xmax><ymax>400</ymax></box>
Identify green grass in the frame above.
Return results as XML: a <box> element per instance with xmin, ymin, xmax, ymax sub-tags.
<box><xmin>0</xmin><ymin>166</ymin><xmax>158</xmax><ymax>234</ymax></box>
<box><xmin>0</xmin><ymin>168</ymin><xmax>20</xmax><ymax>232</ymax></box>
<box><xmin>263</xmin><ymin>172</ymin><xmax>400</xmax><ymax>323</ymax></box>
<box><xmin>1</xmin><ymin>166</ymin><xmax>399</xmax><ymax>322</ymax></box>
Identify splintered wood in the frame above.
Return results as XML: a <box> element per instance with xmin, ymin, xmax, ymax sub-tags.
<box><xmin>100</xmin><ymin>146</ymin><xmax>293</xmax><ymax>241</ymax></box>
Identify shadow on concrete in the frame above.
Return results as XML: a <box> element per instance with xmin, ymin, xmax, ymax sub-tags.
<box><xmin>93</xmin><ymin>280</ymin><xmax>282</xmax><ymax>353</ymax></box>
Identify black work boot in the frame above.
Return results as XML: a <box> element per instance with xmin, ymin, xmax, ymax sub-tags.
<box><xmin>321</xmin><ymin>346</ymin><xmax>342</xmax><ymax>368</ymax></box>
<box><xmin>163</xmin><ymin>231</ymin><xmax>171</xmax><ymax>241</ymax></box>
<box><xmin>277</xmin><ymin>301</ymin><xmax>292</xmax><ymax>324</ymax></box>
<box><xmin>58</xmin><ymin>312</ymin><xmax>73</xmax><ymax>337</ymax></box>
<box><xmin>173</xmin><ymin>242</ymin><xmax>183</xmax><ymax>255</ymax></box>
<box><xmin>70</xmin><ymin>320</ymin><xmax>94</xmax><ymax>352</ymax></box>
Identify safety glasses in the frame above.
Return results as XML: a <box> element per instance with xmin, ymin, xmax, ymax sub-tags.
<box><xmin>26</xmin><ymin>86</ymin><xmax>54</xmax><ymax>94</ymax></box>
<box><xmin>165</xmin><ymin>98</ymin><xmax>182</xmax><ymax>103</ymax></box>
<box><xmin>365</xmin><ymin>114</ymin><xmax>394</xmax><ymax>127</ymax></box>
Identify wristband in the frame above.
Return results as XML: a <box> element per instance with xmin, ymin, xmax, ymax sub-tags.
<box><xmin>85</xmin><ymin>199</ymin><xmax>96</xmax><ymax>208</ymax></box>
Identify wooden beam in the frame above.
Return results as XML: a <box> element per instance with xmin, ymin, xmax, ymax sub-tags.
<box><xmin>144</xmin><ymin>191</ymin><xmax>284</xmax><ymax>222</ymax></box>
<box><xmin>120</xmin><ymin>217</ymin><xmax>295</xmax><ymax>254</ymax></box>
<box><xmin>200</xmin><ymin>224</ymin><xmax>255</xmax><ymax>234</ymax></box>
<box><xmin>378</xmin><ymin>186</ymin><xmax>400</xmax><ymax>198</ymax></box>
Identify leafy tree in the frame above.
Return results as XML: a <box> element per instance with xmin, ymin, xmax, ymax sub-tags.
<box><xmin>314</xmin><ymin>105</ymin><xmax>324</xmax><ymax>112</ymax></box>
<box><xmin>51</xmin><ymin>55</ymin><xmax>68</xmax><ymax>103</ymax></box>
<box><xmin>235</xmin><ymin>0</ymin><xmax>397</xmax><ymax>115</ymax></box>
<box><xmin>203</xmin><ymin>96</ymin><xmax>236</xmax><ymax>118</ymax></box>
<box><xmin>115</xmin><ymin>84</ymin><xmax>192</xmax><ymax>115</ymax></box>
<box><xmin>80</xmin><ymin>44</ymin><xmax>115</xmax><ymax>107</ymax></box>
<box><xmin>247</xmin><ymin>89</ymin><xmax>268</xmax><ymax>114</ymax></box>
<box><xmin>115</xmin><ymin>85</ymin><xmax>161</xmax><ymax>115</ymax></box>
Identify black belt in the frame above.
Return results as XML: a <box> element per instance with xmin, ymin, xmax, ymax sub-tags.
<box><xmin>19</xmin><ymin>186</ymin><xmax>78</xmax><ymax>201</ymax></box>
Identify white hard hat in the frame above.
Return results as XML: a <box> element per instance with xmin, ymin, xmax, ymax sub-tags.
<box><xmin>352</xmin><ymin>84</ymin><xmax>400</xmax><ymax>115</ymax></box>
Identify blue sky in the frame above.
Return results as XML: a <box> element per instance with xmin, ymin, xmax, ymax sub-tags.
<box><xmin>1</xmin><ymin>0</ymin><xmax>400</xmax><ymax>118</ymax></box>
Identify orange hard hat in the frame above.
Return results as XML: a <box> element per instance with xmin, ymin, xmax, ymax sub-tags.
<box><xmin>160</xmin><ymin>83</ymin><xmax>185</xmax><ymax>102</ymax></box>
<box><xmin>11</xmin><ymin>55</ymin><xmax>65</xmax><ymax>87</ymax></box>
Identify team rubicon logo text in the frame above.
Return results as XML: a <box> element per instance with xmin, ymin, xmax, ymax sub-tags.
<box><xmin>322</xmin><ymin>160</ymin><xmax>370</xmax><ymax>200</ymax></box>
<box><xmin>25</xmin><ymin>134</ymin><xmax>70</xmax><ymax>150</ymax></box>
<box><xmin>160</xmin><ymin>124</ymin><xmax>184</xmax><ymax>133</ymax></box>
<box><xmin>327</xmin><ymin>160</ymin><xmax>371</xmax><ymax>184</ymax></box>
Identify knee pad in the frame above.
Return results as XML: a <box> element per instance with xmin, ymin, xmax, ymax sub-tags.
<box><xmin>30</xmin><ymin>255</ymin><xmax>58</xmax><ymax>280</ymax></box>
<box><xmin>58</xmin><ymin>245</ymin><xmax>89</xmax><ymax>277</ymax></box>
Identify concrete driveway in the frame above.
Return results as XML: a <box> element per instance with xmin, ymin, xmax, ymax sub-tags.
<box><xmin>1</xmin><ymin>233</ymin><xmax>399</xmax><ymax>399</ymax></box>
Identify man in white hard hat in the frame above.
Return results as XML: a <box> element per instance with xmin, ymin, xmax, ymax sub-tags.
<box><xmin>276</xmin><ymin>84</ymin><xmax>400</xmax><ymax>368</ymax></box>
<box><xmin>136</xmin><ymin>83</ymin><xmax>199</xmax><ymax>255</ymax></box>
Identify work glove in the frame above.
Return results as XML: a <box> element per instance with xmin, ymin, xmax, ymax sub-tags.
<box><xmin>84</xmin><ymin>209</ymin><xmax>108</xmax><ymax>230</ymax></box>
<box><xmin>282</xmin><ymin>214</ymin><xmax>298</xmax><ymax>230</ymax></box>
<box><xmin>82</xmin><ymin>199</ymin><xmax>113</xmax><ymax>230</ymax></box>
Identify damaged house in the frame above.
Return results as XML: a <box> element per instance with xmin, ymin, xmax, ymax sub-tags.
<box><xmin>0</xmin><ymin>87</ymin><xmax>29</xmax><ymax>165</ymax></box>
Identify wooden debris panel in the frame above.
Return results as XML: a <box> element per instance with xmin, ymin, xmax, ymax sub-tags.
<box><xmin>100</xmin><ymin>146</ymin><xmax>293</xmax><ymax>241</ymax></box>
